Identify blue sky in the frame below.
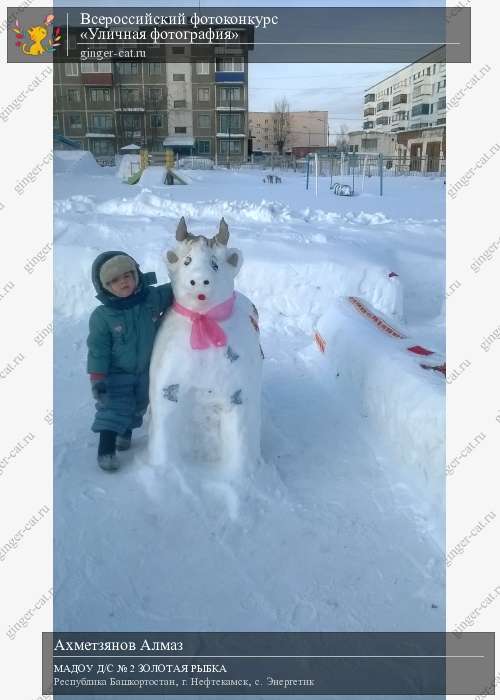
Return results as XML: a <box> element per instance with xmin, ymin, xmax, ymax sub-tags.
<box><xmin>59</xmin><ymin>0</ymin><xmax>445</xmax><ymax>137</ymax></box>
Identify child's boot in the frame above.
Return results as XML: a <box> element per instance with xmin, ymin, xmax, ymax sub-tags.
<box><xmin>116</xmin><ymin>428</ymin><xmax>132</xmax><ymax>451</ymax></box>
<box><xmin>98</xmin><ymin>430</ymin><xmax>119</xmax><ymax>471</ymax></box>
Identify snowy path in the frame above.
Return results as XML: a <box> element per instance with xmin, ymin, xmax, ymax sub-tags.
<box><xmin>54</xmin><ymin>162</ymin><xmax>445</xmax><ymax>682</ymax></box>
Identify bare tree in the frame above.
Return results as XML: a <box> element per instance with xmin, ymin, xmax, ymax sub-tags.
<box><xmin>335</xmin><ymin>123</ymin><xmax>350</xmax><ymax>153</ymax></box>
<box><xmin>273</xmin><ymin>97</ymin><xmax>291</xmax><ymax>155</ymax></box>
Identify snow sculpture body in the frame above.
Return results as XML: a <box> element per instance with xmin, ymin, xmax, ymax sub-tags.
<box><xmin>149</xmin><ymin>217</ymin><xmax>263</xmax><ymax>472</ymax></box>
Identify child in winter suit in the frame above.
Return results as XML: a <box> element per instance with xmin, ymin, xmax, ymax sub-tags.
<box><xmin>87</xmin><ymin>251</ymin><xmax>173</xmax><ymax>470</ymax></box>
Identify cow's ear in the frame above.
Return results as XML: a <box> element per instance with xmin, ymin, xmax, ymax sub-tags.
<box><xmin>226</xmin><ymin>247</ymin><xmax>243</xmax><ymax>276</ymax></box>
<box><xmin>166</xmin><ymin>250</ymin><xmax>179</xmax><ymax>266</ymax></box>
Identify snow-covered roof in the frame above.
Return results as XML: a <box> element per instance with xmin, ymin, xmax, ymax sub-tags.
<box><xmin>121</xmin><ymin>144</ymin><xmax>141</xmax><ymax>151</ymax></box>
<box><xmin>163</xmin><ymin>136</ymin><xmax>195</xmax><ymax>147</ymax></box>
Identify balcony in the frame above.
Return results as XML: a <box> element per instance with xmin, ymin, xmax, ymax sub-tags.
<box><xmin>393</xmin><ymin>112</ymin><xmax>408</xmax><ymax>123</ymax></box>
<box><xmin>376</xmin><ymin>101</ymin><xmax>389</xmax><ymax>112</ymax></box>
<box><xmin>363</xmin><ymin>108</ymin><xmax>375</xmax><ymax>117</ymax></box>
<box><xmin>85</xmin><ymin>132</ymin><xmax>116</xmax><ymax>139</ymax></box>
<box><xmin>411</xmin><ymin>103</ymin><xmax>430</xmax><ymax>117</ymax></box>
<box><xmin>215</xmin><ymin>71</ymin><xmax>245</xmax><ymax>83</ymax></box>
<box><xmin>81</xmin><ymin>73</ymin><xmax>113</xmax><ymax>86</ymax></box>
<box><xmin>86</xmin><ymin>126</ymin><xmax>114</xmax><ymax>135</ymax></box>
<box><xmin>217</xmin><ymin>101</ymin><xmax>246</xmax><ymax>111</ymax></box>
<box><xmin>412</xmin><ymin>81</ymin><xmax>432</xmax><ymax>99</ymax></box>
<box><xmin>364</xmin><ymin>93</ymin><xmax>375</xmax><ymax>103</ymax></box>
<box><xmin>117</xmin><ymin>98</ymin><xmax>145</xmax><ymax>111</ymax></box>
<box><xmin>392</xmin><ymin>93</ymin><xmax>407</xmax><ymax>106</ymax></box>
<box><xmin>363</xmin><ymin>120</ymin><xmax>374</xmax><ymax>130</ymax></box>
<box><xmin>375</xmin><ymin>116</ymin><xmax>389</xmax><ymax>126</ymax></box>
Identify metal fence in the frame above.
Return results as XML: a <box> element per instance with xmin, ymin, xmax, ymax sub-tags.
<box><xmin>245</xmin><ymin>153</ymin><xmax>446</xmax><ymax>177</ymax></box>
<box><xmin>93</xmin><ymin>151</ymin><xmax>445</xmax><ymax>178</ymax></box>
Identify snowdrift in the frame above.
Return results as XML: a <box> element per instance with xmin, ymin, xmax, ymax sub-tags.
<box><xmin>312</xmin><ymin>296</ymin><xmax>445</xmax><ymax>529</ymax></box>
<box><xmin>54</xmin><ymin>150</ymin><xmax>102</xmax><ymax>176</ymax></box>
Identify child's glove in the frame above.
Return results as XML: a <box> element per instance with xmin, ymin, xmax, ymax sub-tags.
<box><xmin>90</xmin><ymin>374</ymin><xmax>107</xmax><ymax>405</ymax></box>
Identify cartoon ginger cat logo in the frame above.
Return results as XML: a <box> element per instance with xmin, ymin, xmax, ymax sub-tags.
<box><xmin>12</xmin><ymin>14</ymin><xmax>62</xmax><ymax>56</ymax></box>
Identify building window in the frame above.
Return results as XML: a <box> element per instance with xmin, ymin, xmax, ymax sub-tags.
<box><xmin>216</xmin><ymin>57</ymin><xmax>244</xmax><ymax>72</ymax></box>
<box><xmin>149</xmin><ymin>63</ymin><xmax>162</xmax><ymax>75</ymax></box>
<box><xmin>120</xmin><ymin>88</ymin><xmax>140</xmax><ymax>104</ymax></box>
<box><xmin>196</xmin><ymin>62</ymin><xmax>210</xmax><ymax>75</ymax></box>
<box><xmin>89</xmin><ymin>88</ymin><xmax>111</xmax><ymax>103</ymax></box>
<box><xmin>173</xmin><ymin>99</ymin><xmax>187</xmax><ymax>108</ymax></box>
<box><xmin>122</xmin><ymin>114</ymin><xmax>142</xmax><ymax>130</ymax></box>
<box><xmin>220</xmin><ymin>86</ymin><xmax>241</xmax><ymax>101</ymax></box>
<box><xmin>81</xmin><ymin>63</ymin><xmax>112</xmax><ymax>73</ymax></box>
<box><xmin>392</xmin><ymin>93</ymin><xmax>407</xmax><ymax>106</ymax></box>
<box><xmin>149</xmin><ymin>87</ymin><xmax>162</xmax><ymax>104</ymax></box>
<box><xmin>362</xmin><ymin>138</ymin><xmax>378</xmax><ymax>151</ymax></box>
<box><xmin>89</xmin><ymin>113</ymin><xmax>113</xmax><ymax>131</ymax></box>
<box><xmin>196</xmin><ymin>139</ymin><xmax>210</xmax><ymax>155</ymax></box>
<box><xmin>411</xmin><ymin>103</ymin><xmax>430</xmax><ymax>116</ymax></box>
<box><xmin>218</xmin><ymin>139</ymin><xmax>242</xmax><ymax>155</ymax></box>
<box><xmin>65</xmin><ymin>63</ymin><xmax>79</xmax><ymax>77</ymax></box>
<box><xmin>92</xmin><ymin>140</ymin><xmax>114</xmax><ymax>156</ymax></box>
<box><xmin>437</xmin><ymin>96</ymin><xmax>446</xmax><ymax>110</ymax></box>
<box><xmin>219</xmin><ymin>113</ymin><xmax>242</xmax><ymax>132</ymax></box>
<box><xmin>69</xmin><ymin>113</ymin><xmax>82</xmax><ymax>130</ymax></box>
<box><xmin>437</xmin><ymin>79</ymin><xmax>446</xmax><ymax>91</ymax></box>
<box><xmin>198</xmin><ymin>113</ymin><xmax>210</xmax><ymax>129</ymax></box>
<box><xmin>174</xmin><ymin>126</ymin><xmax>187</xmax><ymax>134</ymax></box>
<box><xmin>198</xmin><ymin>87</ymin><xmax>210</xmax><ymax>101</ymax></box>
<box><xmin>53</xmin><ymin>114</ymin><xmax>60</xmax><ymax>129</ymax></box>
<box><xmin>66</xmin><ymin>87</ymin><xmax>80</xmax><ymax>104</ymax></box>
<box><xmin>172</xmin><ymin>46</ymin><xmax>185</xmax><ymax>54</ymax></box>
<box><xmin>117</xmin><ymin>63</ymin><xmax>139</xmax><ymax>75</ymax></box>
<box><xmin>173</xmin><ymin>73</ymin><xmax>185</xmax><ymax>81</ymax></box>
<box><xmin>150</xmin><ymin>114</ymin><xmax>163</xmax><ymax>128</ymax></box>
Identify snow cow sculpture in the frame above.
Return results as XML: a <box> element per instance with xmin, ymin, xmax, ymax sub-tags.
<box><xmin>149</xmin><ymin>216</ymin><xmax>263</xmax><ymax>472</ymax></box>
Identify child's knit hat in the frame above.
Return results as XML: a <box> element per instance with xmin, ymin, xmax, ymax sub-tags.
<box><xmin>99</xmin><ymin>254</ymin><xmax>139</xmax><ymax>290</ymax></box>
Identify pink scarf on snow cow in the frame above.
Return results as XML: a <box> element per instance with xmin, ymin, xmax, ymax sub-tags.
<box><xmin>173</xmin><ymin>293</ymin><xmax>236</xmax><ymax>350</ymax></box>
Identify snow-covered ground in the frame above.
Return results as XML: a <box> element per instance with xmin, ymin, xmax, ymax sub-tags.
<box><xmin>54</xmin><ymin>153</ymin><xmax>445</xmax><ymax>695</ymax></box>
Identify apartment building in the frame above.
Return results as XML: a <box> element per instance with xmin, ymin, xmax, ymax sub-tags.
<box><xmin>362</xmin><ymin>52</ymin><xmax>446</xmax><ymax>134</ymax></box>
<box><xmin>249</xmin><ymin>111</ymin><xmax>328</xmax><ymax>154</ymax></box>
<box><xmin>356</xmin><ymin>50</ymin><xmax>446</xmax><ymax>171</ymax></box>
<box><xmin>54</xmin><ymin>45</ymin><xmax>250</xmax><ymax>163</ymax></box>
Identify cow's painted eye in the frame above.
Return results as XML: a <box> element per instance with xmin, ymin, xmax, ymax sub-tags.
<box><xmin>210</xmin><ymin>256</ymin><xmax>219</xmax><ymax>272</ymax></box>
<box><xmin>184</xmin><ymin>256</ymin><xmax>192</xmax><ymax>266</ymax></box>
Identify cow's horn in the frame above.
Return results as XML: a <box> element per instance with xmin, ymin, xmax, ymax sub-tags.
<box><xmin>176</xmin><ymin>216</ymin><xmax>188</xmax><ymax>241</ymax></box>
<box><xmin>214</xmin><ymin>217</ymin><xmax>229</xmax><ymax>246</ymax></box>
